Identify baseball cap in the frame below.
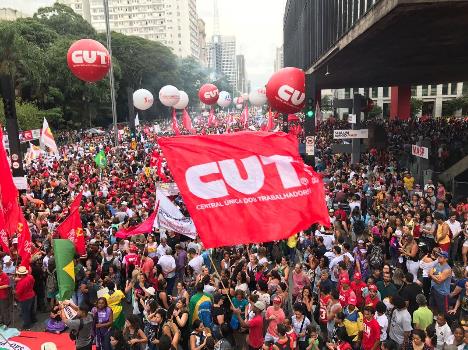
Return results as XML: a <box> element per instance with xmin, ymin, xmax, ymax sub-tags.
<box><xmin>369</xmin><ymin>284</ymin><xmax>378</xmax><ymax>292</ymax></box>
<box><xmin>340</xmin><ymin>276</ymin><xmax>350</xmax><ymax>285</ymax></box>
<box><xmin>348</xmin><ymin>295</ymin><xmax>357</xmax><ymax>306</ymax></box>
<box><xmin>254</xmin><ymin>300</ymin><xmax>266</xmax><ymax>311</ymax></box>
<box><xmin>2</xmin><ymin>255</ymin><xmax>11</xmax><ymax>263</ymax></box>
<box><xmin>357</xmin><ymin>239</ymin><xmax>364</xmax><ymax>245</ymax></box>
<box><xmin>354</xmin><ymin>272</ymin><xmax>362</xmax><ymax>280</ymax></box>
<box><xmin>437</xmin><ymin>251</ymin><xmax>449</xmax><ymax>259</ymax></box>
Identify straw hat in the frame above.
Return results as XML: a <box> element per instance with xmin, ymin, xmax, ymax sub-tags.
<box><xmin>16</xmin><ymin>266</ymin><xmax>28</xmax><ymax>275</ymax></box>
<box><xmin>41</xmin><ymin>342</ymin><xmax>58</xmax><ymax>350</ymax></box>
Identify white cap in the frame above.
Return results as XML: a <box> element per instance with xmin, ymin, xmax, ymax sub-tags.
<box><xmin>12</xmin><ymin>238</ymin><xmax>18</xmax><ymax>244</ymax></box>
<box><xmin>41</xmin><ymin>342</ymin><xmax>58</xmax><ymax>350</ymax></box>
<box><xmin>3</xmin><ymin>256</ymin><xmax>11</xmax><ymax>263</ymax></box>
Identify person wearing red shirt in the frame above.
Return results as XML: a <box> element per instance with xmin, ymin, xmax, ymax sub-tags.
<box><xmin>234</xmin><ymin>300</ymin><xmax>265</xmax><ymax>350</ymax></box>
<box><xmin>351</xmin><ymin>272</ymin><xmax>367</xmax><ymax>307</ymax></box>
<box><xmin>339</xmin><ymin>277</ymin><xmax>356</xmax><ymax>307</ymax></box>
<box><xmin>319</xmin><ymin>286</ymin><xmax>332</xmax><ymax>336</ymax></box>
<box><xmin>365</xmin><ymin>285</ymin><xmax>380</xmax><ymax>309</ymax></box>
<box><xmin>362</xmin><ymin>306</ymin><xmax>381</xmax><ymax>350</ymax></box>
<box><xmin>15</xmin><ymin>266</ymin><xmax>36</xmax><ymax>330</ymax></box>
<box><xmin>0</xmin><ymin>264</ymin><xmax>11</xmax><ymax>326</ymax></box>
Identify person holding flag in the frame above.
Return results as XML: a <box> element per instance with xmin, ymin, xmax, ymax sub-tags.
<box><xmin>95</xmin><ymin>149</ymin><xmax>108</xmax><ymax>168</ymax></box>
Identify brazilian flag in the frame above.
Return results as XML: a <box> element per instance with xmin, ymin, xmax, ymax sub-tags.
<box><xmin>94</xmin><ymin>149</ymin><xmax>107</xmax><ymax>168</ymax></box>
<box><xmin>53</xmin><ymin>239</ymin><xmax>76</xmax><ymax>301</ymax></box>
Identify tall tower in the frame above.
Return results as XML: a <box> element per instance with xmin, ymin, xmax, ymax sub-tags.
<box><xmin>213</xmin><ymin>0</ymin><xmax>220</xmax><ymax>36</ymax></box>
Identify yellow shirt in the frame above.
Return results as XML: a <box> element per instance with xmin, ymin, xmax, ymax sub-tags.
<box><xmin>436</xmin><ymin>223</ymin><xmax>450</xmax><ymax>245</ymax></box>
<box><xmin>403</xmin><ymin>176</ymin><xmax>415</xmax><ymax>190</ymax></box>
<box><xmin>287</xmin><ymin>234</ymin><xmax>298</xmax><ymax>248</ymax></box>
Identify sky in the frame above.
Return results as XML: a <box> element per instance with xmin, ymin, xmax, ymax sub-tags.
<box><xmin>5</xmin><ymin>0</ymin><xmax>286</xmax><ymax>89</ymax></box>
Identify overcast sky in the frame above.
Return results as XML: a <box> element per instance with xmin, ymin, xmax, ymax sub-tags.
<box><xmin>4</xmin><ymin>0</ymin><xmax>286</xmax><ymax>89</ymax></box>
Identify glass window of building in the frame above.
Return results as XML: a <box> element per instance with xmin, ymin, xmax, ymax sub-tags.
<box><xmin>411</xmin><ymin>86</ymin><xmax>417</xmax><ymax>96</ymax></box>
<box><xmin>383</xmin><ymin>87</ymin><xmax>389</xmax><ymax>97</ymax></box>
<box><xmin>344</xmin><ymin>88</ymin><xmax>351</xmax><ymax>99</ymax></box>
<box><xmin>422</xmin><ymin>85</ymin><xmax>428</xmax><ymax>95</ymax></box>
<box><xmin>372</xmin><ymin>87</ymin><xmax>378</xmax><ymax>99</ymax></box>
<box><xmin>442</xmin><ymin>84</ymin><xmax>449</xmax><ymax>95</ymax></box>
<box><xmin>450</xmin><ymin>82</ymin><xmax>458</xmax><ymax>95</ymax></box>
<box><xmin>430</xmin><ymin>85</ymin><xmax>436</xmax><ymax>96</ymax></box>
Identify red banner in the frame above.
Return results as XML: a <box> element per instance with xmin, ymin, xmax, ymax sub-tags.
<box><xmin>17</xmin><ymin>213</ymin><xmax>32</xmax><ymax>269</ymax></box>
<box><xmin>57</xmin><ymin>193</ymin><xmax>85</xmax><ymax>255</ymax></box>
<box><xmin>115</xmin><ymin>207</ymin><xmax>157</xmax><ymax>238</ymax></box>
<box><xmin>159</xmin><ymin>131</ymin><xmax>330</xmax><ymax>248</ymax></box>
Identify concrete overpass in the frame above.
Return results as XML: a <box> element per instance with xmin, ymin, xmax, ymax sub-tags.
<box><xmin>283</xmin><ymin>0</ymin><xmax>468</xmax><ymax>119</ymax></box>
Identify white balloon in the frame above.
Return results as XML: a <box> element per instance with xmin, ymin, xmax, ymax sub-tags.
<box><xmin>236</xmin><ymin>103</ymin><xmax>243</xmax><ymax>109</ymax></box>
<box><xmin>242</xmin><ymin>93</ymin><xmax>249</xmax><ymax>101</ymax></box>
<box><xmin>133</xmin><ymin>89</ymin><xmax>154</xmax><ymax>110</ymax></box>
<box><xmin>173</xmin><ymin>91</ymin><xmax>189</xmax><ymax>109</ymax></box>
<box><xmin>233</xmin><ymin>97</ymin><xmax>238</xmax><ymax>105</ymax></box>
<box><xmin>217</xmin><ymin>91</ymin><xmax>232</xmax><ymax>108</ymax></box>
<box><xmin>249</xmin><ymin>87</ymin><xmax>267</xmax><ymax>106</ymax></box>
<box><xmin>159</xmin><ymin>85</ymin><xmax>180</xmax><ymax>107</ymax></box>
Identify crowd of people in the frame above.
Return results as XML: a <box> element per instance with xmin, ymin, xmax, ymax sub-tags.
<box><xmin>1</xmin><ymin>115</ymin><xmax>467</xmax><ymax>350</ymax></box>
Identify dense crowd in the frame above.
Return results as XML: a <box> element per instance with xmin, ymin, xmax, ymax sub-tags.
<box><xmin>1</xmin><ymin>115</ymin><xmax>467</xmax><ymax>350</ymax></box>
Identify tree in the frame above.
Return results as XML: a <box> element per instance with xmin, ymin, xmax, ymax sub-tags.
<box><xmin>442</xmin><ymin>97</ymin><xmax>465</xmax><ymax>116</ymax></box>
<box><xmin>410</xmin><ymin>98</ymin><xmax>424</xmax><ymax>117</ymax></box>
<box><xmin>321</xmin><ymin>95</ymin><xmax>333</xmax><ymax>111</ymax></box>
<box><xmin>176</xmin><ymin>57</ymin><xmax>209</xmax><ymax>107</ymax></box>
<box><xmin>367</xmin><ymin>105</ymin><xmax>383</xmax><ymax>119</ymax></box>
<box><xmin>0</xmin><ymin>99</ymin><xmax>62</xmax><ymax>130</ymax></box>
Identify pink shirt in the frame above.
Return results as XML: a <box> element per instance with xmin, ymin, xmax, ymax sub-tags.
<box><xmin>265</xmin><ymin>306</ymin><xmax>286</xmax><ymax>337</ymax></box>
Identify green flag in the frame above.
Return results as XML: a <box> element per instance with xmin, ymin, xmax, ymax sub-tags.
<box><xmin>53</xmin><ymin>239</ymin><xmax>76</xmax><ymax>301</ymax></box>
<box><xmin>94</xmin><ymin>149</ymin><xmax>107</xmax><ymax>168</ymax></box>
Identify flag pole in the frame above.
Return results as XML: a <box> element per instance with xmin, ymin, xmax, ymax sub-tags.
<box><xmin>207</xmin><ymin>252</ymin><xmax>234</xmax><ymax>308</ymax></box>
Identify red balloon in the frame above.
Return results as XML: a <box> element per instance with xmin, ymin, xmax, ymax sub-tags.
<box><xmin>198</xmin><ymin>84</ymin><xmax>219</xmax><ymax>105</ymax></box>
<box><xmin>266</xmin><ymin>67</ymin><xmax>306</xmax><ymax>113</ymax></box>
<box><xmin>67</xmin><ymin>39</ymin><xmax>110</xmax><ymax>82</ymax></box>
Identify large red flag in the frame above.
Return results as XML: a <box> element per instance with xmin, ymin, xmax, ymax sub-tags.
<box><xmin>182</xmin><ymin>109</ymin><xmax>195</xmax><ymax>134</ymax></box>
<box><xmin>240</xmin><ymin>106</ymin><xmax>249</xmax><ymax>129</ymax></box>
<box><xmin>149</xmin><ymin>149</ymin><xmax>160</xmax><ymax>168</ymax></box>
<box><xmin>115</xmin><ymin>208</ymin><xmax>157</xmax><ymax>238</ymax></box>
<box><xmin>57</xmin><ymin>193</ymin><xmax>85</xmax><ymax>255</ymax></box>
<box><xmin>159</xmin><ymin>131</ymin><xmax>330</xmax><ymax>248</ymax></box>
<box><xmin>17</xmin><ymin>213</ymin><xmax>32</xmax><ymax>269</ymax></box>
<box><xmin>0</xmin><ymin>211</ymin><xmax>10</xmax><ymax>254</ymax></box>
<box><xmin>172</xmin><ymin>108</ymin><xmax>180</xmax><ymax>135</ymax></box>
<box><xmin>0</xmin><ymin>128</ymin><xmax>20</xmax><ymax>237</ymax></box>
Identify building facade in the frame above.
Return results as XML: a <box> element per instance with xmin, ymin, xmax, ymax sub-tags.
<box><xmin>331</xmin><ymin>82</ymin><xmax>467</xmax><ymax>119</ymax></box>
<box><xmin>274</xmin><ymin>45</ymin><xmax>284</xmax><ymax>72</ymax></box>
<box><xmin>197</xmin><ymin>18</ymin><xmax>207</xmax><ymax>66</ymax></box>
<box><xmin>0</xmin><ymin>8</ymin><xmax>27</xmax><ymax>21</ymax></box>
<box><xmin>57</xmin><ymin>0</ymin><xmax>91</xmax><ymax>23</ymax></box>
<box><xmin>207</xmin><ymin>35</ymin><xmax>237</xmax><ymax>93</ymax></box>
<box><xmin>236</xmin><ymin>55</ymin><xmax>247</xmax><ymax>95</ymax></box>
<box><xmin>74</xmin><ymin>0</ymin><xmax>201</xmax><ymax>59</ymax></box>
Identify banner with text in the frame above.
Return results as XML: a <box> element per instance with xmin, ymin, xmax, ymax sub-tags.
<box><xmin>411</xmin><ymin>144</ymin><xmax>429</xmax><ymax>159</ymax></box>
<box><xmin>333</xmin><ymin>129</ymin><xmax>369</xmax><ymax>139</ymax></box>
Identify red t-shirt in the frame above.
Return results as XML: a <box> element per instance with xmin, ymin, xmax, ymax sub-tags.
<box><xmin>15</xmin><ymin>275</ymin><xmax>36</xmax><ymax>302</ymax></box>
<box><xmin>247</xmin><ymin>314</ymin><xmax>264</xmax><ymax>348</ymax></box>
<box><xmin>0</xmin><ymin>272</ymin><xmax>9</xmax><ymax>300</ymax></box>
<box><xmin>339</xmin><ymin>288</ymin><xmax>356</xmax><ymax>307</ymax></box>
<box><xmin>365</xmin><ymin>295</ymin><xmax>380</xmax><ymax>309</ymax></box>
<box><xmin>319</xmin><ymin>294</ymin><xmax>331</xmax><ymax>323</ymax></box>
<box><xmin>362</xmin><ymin>318</ymin><xmax>380</xmax><ymax>350</ymax></box>
<box><xmin>351</xmin><ymin>281</ymin><xmax>366</xmax><ymax>306</ymax></box>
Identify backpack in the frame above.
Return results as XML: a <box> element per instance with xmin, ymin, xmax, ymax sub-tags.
<box><xmin>46</xmin><ymin>270</ymin><xmax>58</xmax><ymax>295</ymax></box>
<box><xmin>353</xmin><ymin>217</ymin><xmax>365</xmax><ymax>235</ymax></box>
<box><xmin>369</xmin><ymin>245</ymin><xmax>384</xmax><ymax>269</ymax></box>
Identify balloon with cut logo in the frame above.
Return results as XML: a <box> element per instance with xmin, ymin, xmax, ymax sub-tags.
<box><xmin>133</xmin><ymin>89</ymin><xmax>154</xmax><ymax>110</ymax></box>
<box><xmin>174</xmin><ymin>91</ymin><xmax>189</xmax><ymax>109</ymax></box>
<box><xmin>249</xmin><ymin>87</ymin><xmax>267</xmax><ymax>106</ymax></box>
<box><xmin>159</xmin><ymin>85</ymin><xmax>180</xmax><ymax>107</ymax></box>
<box><xmin>266</xmin><ymin>67</ymin><xmax>305</xmax><ymax>113</ymax></box>
<box><xmin>198</xmin><ymin>84</ymin><xmax>219</xmax><ymax>105</ymax></box>
<box><xmin>67</xmin><ymin>39</ymin><xmax>110</xmax><ymax>82</ymax></box>
<box><xmin>217</xmin><ymin>91</ymin><xmax>232</xmax><ymax>108</ymax></box>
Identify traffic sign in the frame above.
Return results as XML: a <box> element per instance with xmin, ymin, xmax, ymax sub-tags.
<box><xmin>305</xmin><ymin>136</ymin><xmax>315</xmax><ymax>155</ymax></box>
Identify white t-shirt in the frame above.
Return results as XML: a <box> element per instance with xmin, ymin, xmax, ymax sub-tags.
<box><xmin>315</xmin><ymin>231</ymin><xmax>335</xmax><ymax>251</ymax></box>
<box><xmin>389</xmin><ymin>309</ymin><xmax>412</xmax><ymax>345</ymax></box>
<box><xmin>446</xmin><ymin>220</ymin><xmax>462</xmax><ymax>238</ymax></box>
<box><xmin>375</xmin><ymin>313</ymin><xmax>388</xmax><ymax>341</ymax></box>
<box><xmin>435</xmin><ymin>323</ymin><xmax>453</xmax><ymax>350</ymax></box>
<box><xmin>158</xmin><ymin>255</ymin><xmax>176</xmax><ymax>278</ymax></box>
<box><xmin>188</xmin><ymin>255</ymin><xmax>204</xmax><ymax>276</ymax></box>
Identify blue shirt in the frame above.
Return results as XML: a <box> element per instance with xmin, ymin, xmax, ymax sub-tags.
<box><xmin>431</xmin><ymin>262</ymin><xmax>451</xmax><ymax>295</ymax></box>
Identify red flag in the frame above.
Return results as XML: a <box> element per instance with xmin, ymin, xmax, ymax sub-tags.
<box><xmin>240</xmin><ymin>106</ymin><xmax>249</xmax><ymax>129</ymax></box>
<box><xmin>115</xmin><ymin>208</ymin><xmax>157</xmax><ymax>238</ymax></box>
<box><xmin>182</xmin><ymin>109</ymin><xmax>195</xmax><ymax>134</ymax></box>
<box><xmin>156</xmin><ymin>156</ymin><xmax>169</xmax><ymax>183</ymax></box>
<box><xmin>150</xmin><ymin>149</ymin><xmax>160</xmax><ymax>168</ymax></box>
<box><xmin>0</xmin><ymin>128</ymin><xmax>20</xmax><ymax>237</ymax></box>
<box><xmin>0</xmin><ymin>211</ymin><xmax>10</xmax><ymax>254</ymax></box>
<box><xmin>261</xmin><ymin>109</ymin><xmax>276</xmax><ymax>132</ymax></box>
<box><xmin>208</xmin><ymin>108</ymin><xmax>216</xmax><ymax>127</ymax></box>
<box><xmin>159</xmin><ymin>131</ymin><xmax>330</xmax><ymax>248</ymax></box>
<box><xmin>172</xmin><ymin>108</ymin><xmax>180</xmax><ymax>135</ymax></box>
<box><xmin>17</xmin><ymin>213</ymin><xmax>32</xmax><ymax>269</ymax></box>
<box><xmin>57</xmin><ymin>193</ymin><xmax>85</xmax><ymax>255</ymax></box>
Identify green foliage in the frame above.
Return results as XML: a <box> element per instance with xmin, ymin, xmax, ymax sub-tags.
<box><xmin>368</xmin><ymin>105</ymin><xmax>383</xmax><ymax>119</ymax></box>
<box><xmin>176</xmin><ymin>57</ymin><xmax>209</xmax><ymax>106</ymax></box>
<box><xmin>410</xmin><ymin>98</ymin><xmax>424</xmax><ymax>117</ymax></box>
<box><xmin>0</xmin><ymin>99</ymin><xmax>63</xmax><ymax>130</ymax></box>
<box><xmin>442</xmin><ymin>97</ymin><xmax>467</xmax><ymax>116</ymax></box>
<box><xmin>321</xmin><ymin>95</ymin><xmax>333</xmax><ymax>111</ymax></box>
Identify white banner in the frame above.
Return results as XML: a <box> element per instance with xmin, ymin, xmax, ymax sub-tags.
<box><xmin>333</xmin><ymin>129</ymin><xmax>368</xmax><ymax>139</ymax></box>
<box><xmin>155</xmin><ymin>188</ymin><xmax>197</xmax><ymax>238</ymax></box>
<box><xmin>411</xmin><ymin>144</ymin><xmax>429</xmax><ymax>159</ymax></box>
<box><xmin>156</xmin><ymin>182</ymin><xmax>179</xmax><ymax>196</ymax></box>
<box><xmin>347</xmin><ymin>114</ymin><xmax>356</xmax><ymax>124</ymax></box>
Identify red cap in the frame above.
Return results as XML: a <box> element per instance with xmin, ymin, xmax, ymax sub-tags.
<box><xmin>348</xmin><ymin>295</ymin><xmax>357</xmax><ymax>305</ymax></box>
<box><xmin>273</xmin><ymin>296</ymin><xmax>282</xmax><ymax>304</ymax></box>
<box><xmin>369</xmin><ymin>284</ymin><xmax>378</xmax><ymax>292</ymax></box>
<box><xmin>354</xmin><ymin>272</ymin><xmax>362</xmax><ymax>280</ymax></box>
<box><xmin>340</xmin><ymin>276</ymin><xmax>350</xmax><ymax>285</ymax></box>
<box><xmin>130</xmin><ymin>245</ymin><xmax>138</xmax><ymax>253</ymax></box>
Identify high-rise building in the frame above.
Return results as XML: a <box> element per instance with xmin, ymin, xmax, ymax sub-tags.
<box><xmin>207</xmin><ymin>35</ymin><xmax>237</xmax><ymax>93</ymax></box>
<box><xmin>236</xmin><ymin>54</ymin><xmax>247</xmax><ymax>94</ymax></box>
<box><xmin>197</xmin><ymin>18</ymin><xmax>207</xmax><ymax>66</ymax></box>
<box><xmin>57</xmin><ymin>0</ymin><xmax>91</xmax><ymax>23</ymax></box>
<box><xmin>0</xmin><ymin>8</ymin><xmax>27</xmax><ymax>21</ymax></box>
<box><xmin>79</xmin><ymin>0</ymin><xmax>200</xmax><ymax>59</ymax></box>
<box><xmin>274</xmin><ymin>45</ymin><xmax>284</xmax><ymax>72</ymax></box>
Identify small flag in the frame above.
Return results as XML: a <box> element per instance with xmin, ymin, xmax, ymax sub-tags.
<box><xmin>94</xmin><ymin>149</ymin><xmax>107</xmax><ymax>168</ymax></box>
<box><xmin>57</xmin><ymin>193</ymin><xmax>85</xmax><ymax>256</ymax></box>
<box><xmin>182</xmin><ymin>109</ymin><xmax>195</xmax><ymax>134</ymax></box>
<box><xmin>115</xmin><ymin>207</ymin><xmax>158</xmax><ymax>239</ymax></box>
<box><xmin>53</xmin><ymin>239</ymin><xmax>76</xmax><ymax>301</ymax></box>
<box><xmin>135</xmin><ymin>114</ymin><xmax>140</xmax><ymax>127</ymax></box>
<box><xmin>40</xmin><ymin>118</ymin><xmax>59</xmax><ymax>158</ymax></box>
